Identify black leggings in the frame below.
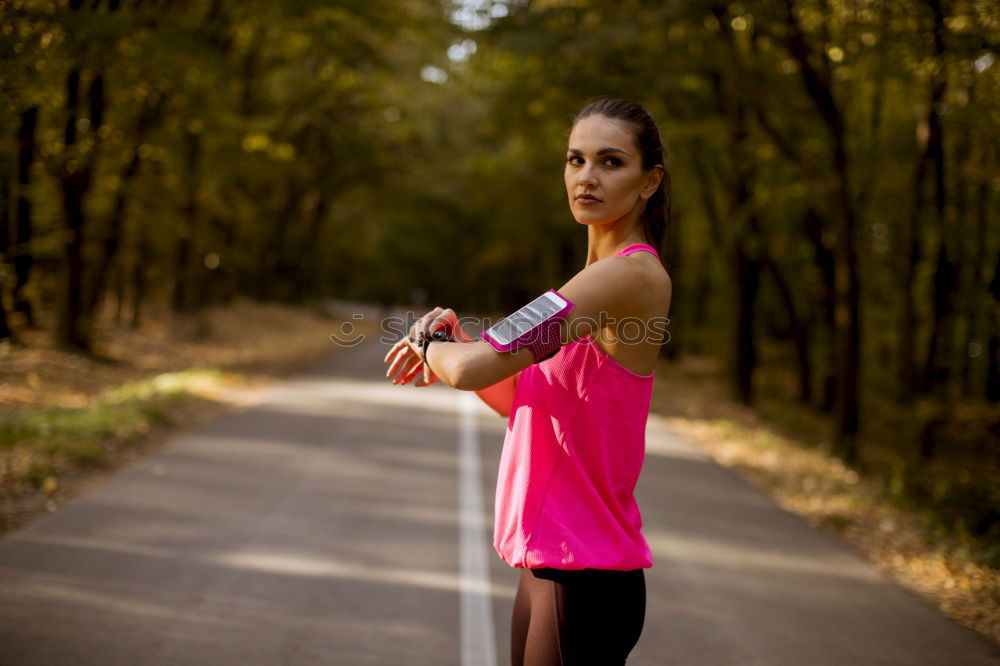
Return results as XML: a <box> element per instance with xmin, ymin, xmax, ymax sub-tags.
<box><xmin>511</xmin><ymin>567</ymin><xmax>646</xmax><ymax>666</ymax></box>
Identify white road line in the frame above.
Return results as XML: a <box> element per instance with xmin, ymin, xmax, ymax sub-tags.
<box><xmin>458</xmin><ymin>391</ymin><xmax>498</xmax><ymax>666</ymax></box>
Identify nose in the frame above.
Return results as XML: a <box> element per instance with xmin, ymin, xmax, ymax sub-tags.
<box><xmin>578</xmin><ymin>166</ymin><xmax>597</xmax><ymax>189</ymax></box>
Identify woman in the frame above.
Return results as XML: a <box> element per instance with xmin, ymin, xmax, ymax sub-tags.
<box><xmin>383</xmin><ymin>97</ymin><xmax>672</xmax><ymax>665</ymax></box>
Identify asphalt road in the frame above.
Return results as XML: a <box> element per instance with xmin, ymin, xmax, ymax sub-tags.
<box><xmin>1</xmin><ymin>336</ymin><xmax>997</xmax><ymax>665</ymax></box>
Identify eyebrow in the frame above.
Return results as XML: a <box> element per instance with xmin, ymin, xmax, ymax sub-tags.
<box><xmin>567</xmin><ymin>147</ymin><xmax>631</xmax><ymax>156</ymax></box>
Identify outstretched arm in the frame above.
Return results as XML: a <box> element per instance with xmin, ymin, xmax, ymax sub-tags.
<box><xmin>383</xmin><ymin>309</ymin><xmax>524</xmax><ymax>415</ymax></box>
<box><xmin>426</xmin><ymin>256</ymin><xmax>652</xmax><ymax>391</ymax></box>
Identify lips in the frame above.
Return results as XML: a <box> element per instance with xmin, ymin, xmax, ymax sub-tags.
<box><xmin>576</xmin><ymin>193</ymin><xmax>601</xmax><ymax>203</ymax></box>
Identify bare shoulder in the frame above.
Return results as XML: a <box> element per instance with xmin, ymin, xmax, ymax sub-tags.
<box><xmin>556</xmin><ymin>251</ymin><xmax>671</xmax><ymax>341</ymax></box>
<box><xmin>615</xmin><ymin>251</ymin><xmax>672</xmax><ymax>317</ymax></box>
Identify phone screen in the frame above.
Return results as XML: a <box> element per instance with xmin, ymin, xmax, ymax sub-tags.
<box><xmin>487</xmin><ymin>291</ymin><xmax>567</xmax><ymax>346</ymax></box>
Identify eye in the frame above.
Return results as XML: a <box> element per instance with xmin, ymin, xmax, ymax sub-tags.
<box><xmin>566</xmin><ymin>155</ymin><xmax>584</xmax><ymax>166</ymax></box>
<box><xmin>602</xmin><ymin>156</ymin><xmax>622</xmax><ymax>167</ymax></box>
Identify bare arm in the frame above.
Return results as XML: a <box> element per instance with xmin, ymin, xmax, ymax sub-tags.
<box><xmin>427</xmin><ymin>256</ymin><xmax>652</xmax><ymax>391</ymax></box>
<box><xmin>423</xmin><ymin>338</ymin><xmax>532</xmax><ymax>391</ymax></box>
<box><xmin>383</xmin><ymin>311</ymin><xmax>529</xmax><ymax>407</ymax></box>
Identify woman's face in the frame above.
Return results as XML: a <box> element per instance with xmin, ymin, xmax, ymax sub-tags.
<box><xmin>564</xmin><ymin>114</ymin><xmax>661</xmax><ymax>228</ymax></box>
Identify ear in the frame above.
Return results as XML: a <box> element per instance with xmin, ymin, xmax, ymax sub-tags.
<box><xmin>639</xmin><ymin>165</ymin><xmax>664</xmax><ymax>201</ymax></box>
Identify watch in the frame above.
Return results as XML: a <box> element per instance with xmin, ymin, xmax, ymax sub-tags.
<box><xmin>420</xmin><ymin>330</ymin><xmax>454</xmax><ymax>372</ymax></box>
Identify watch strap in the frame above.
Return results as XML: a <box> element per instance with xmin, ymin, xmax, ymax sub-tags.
<box><xmin>421</xmin><ymin>330</ymin><xmax>454</xmax><ymax>370</ymax></box>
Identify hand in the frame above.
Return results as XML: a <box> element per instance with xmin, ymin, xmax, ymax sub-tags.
<box><xmin>384</xmin><ymin>335</ymin><xmax>436</xmax><ymax>386</ymax></box>
<box><xmin>408</xmin><ymin>307</ymin><xmax>473</xmax><ymax>343</ymax></box>
<box><xmin>383</xmin><ymin>307</ymin><xmax>468</xmax><ymax>386</ymax></box>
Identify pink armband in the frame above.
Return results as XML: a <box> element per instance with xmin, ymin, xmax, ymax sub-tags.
<box><xmin>480</xmin><ymin>289</ymin><xmax>575</xmax><ymax>363</ymax></box>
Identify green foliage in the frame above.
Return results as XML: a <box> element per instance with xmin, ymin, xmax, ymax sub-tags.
<box><xmin>0</xmin><ymin>370</ymin><xmax>212</xmax><ymax>451</ymax></box>
<box><xmin>0</xmin><ymin>369</ymin><xmax>227</xmax><ymax>497</ymax></box>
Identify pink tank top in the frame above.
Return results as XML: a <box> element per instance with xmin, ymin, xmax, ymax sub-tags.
<box><xmin>493</xmin><ymin>243</ymin><xmax>659</xmax><ymax>570</ymax></box>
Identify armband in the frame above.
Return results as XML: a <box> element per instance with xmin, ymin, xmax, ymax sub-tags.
<box><xmin>480</xmin><ymin>289</ymin><xmax>575</xmax><ymax>363</ymax></box>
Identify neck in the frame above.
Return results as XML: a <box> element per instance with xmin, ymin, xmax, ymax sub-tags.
<box><xmin>584</xmin><ymin>209</ymin><xmax>646</xmax><ymax>266</ymax></box>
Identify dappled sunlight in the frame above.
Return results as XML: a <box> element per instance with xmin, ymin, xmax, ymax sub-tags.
<box><xmin>0</xmin><ymin>563</ymin><xmax>455</xmax><ymax>652</ymax></box>
<box><xmin>261</xmin><ymin>375</ymin><xmax>460</xmax><ymax>415</ymax></box>
<box><xmin>3</xmin><ymin>533</ymin><xmax>515</xmax><ymax>602</ymax></box>
<box><xmin>6</xmin><ymin>532</ymin><xmax>175</xmax><ymax>561</ymax></box>
<box><xmin>646</xmin><ymin>530</ymin><xmax>882</xmax><ymax>585</ymax></box>
<box><xmin>1</xmin><ymin>571</ymin><xmax>186</xmax><ymax>622</ymax></box>
<box><xmin>212</xmin><ymin>548</ymin><xmax>513</xmax><ymax>599</ymax></box>
<box><xmin>366</xmin><ymin>442</ymin><xmax>462</xmax><ymax>473</ymax></box>
<box><xmin>252</xmin><ymin>372</ymin><xmax>510</xmax><ymax>434</ymax></box>
<box><xmin>644</xmin><ymin>414</ymin><xmax>714</xmax><ymax>462</ymax></box>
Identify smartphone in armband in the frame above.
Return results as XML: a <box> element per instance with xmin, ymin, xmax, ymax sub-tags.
<box><xmin>480</xmin><ymin>289</ymin><xmax>575</xmax><ymax>362</ymax></box>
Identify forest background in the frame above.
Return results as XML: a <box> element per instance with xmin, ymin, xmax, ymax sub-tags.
<box><xmin>0</xmin><ymin>0</ymin><xmax>997</xmax><ymax>585</ymax></box>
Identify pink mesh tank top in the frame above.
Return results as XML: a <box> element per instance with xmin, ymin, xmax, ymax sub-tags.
<box><xmin>493</xmin><ymin>243</ymin><xmax>659</xmax><ymax>570</ymax></box>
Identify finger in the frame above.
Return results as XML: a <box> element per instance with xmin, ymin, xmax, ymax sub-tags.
<box><xmin>390</xmin><ymin>348</ymin><xmax>422</xmax><ymax>381</ymax></box>
<box><xmin>414</xmin><ymin>365</ymin><xmax>437</xmax><ymax>387</ymax></box>
<box><xmin>433</xmin><ymin>309</ymin><xmax>456</xmax><ymax>333</ymax></box>
<box><xmin>412</xmin><ymin>308</ymin><xmax>444</xmax><ymax>339</ymax></box>
<box><xmin>390</xmin><ymin>338</ymin><xmax>420</xmax><ymax>359</ymax></box>
<box><xmin>388</xmin><ymin>354</ymin><xmax>420</xmax><ymax>383</ymax></box>
<box><xmin>387</xmin><ymin>335</ymin><xmax>418</xmax><ymax>360</ymax></box>
<box><xmin>398</xmin><ymin>351</ymin><xmax>428</xmax><ymax>384</ymax></box>
<box><xmin>383</xmin><ymin>337</ymin><xmax>408</xmax><ymax>363</ymax></box>
<box><xmin>393</xmin><ymin>355</ymin><xmax>423</xmax><ymax>384</ymax></box>
<box><xmin>386</xmin><ymin>352</ymin><xmax>406</xmax><ymax>379</ymax></box>
<box><xmin>384</xmin><ymin>345</ymin><xmax>404</xmax><ymax>368</ymax></box>
<box><xmin>410</xmin><ymin>308</ymin><xmax>441</xmax><ymax>337</ymax></box>
<box><xmin>385</xmin><ymin>342</ymin><xmax>412</xmax><ymax>376</ymax></box>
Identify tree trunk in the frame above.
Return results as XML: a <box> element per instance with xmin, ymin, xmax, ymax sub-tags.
<box><xmin>56</xmin><ymin>0</ymin><xmax>108</xmax><ymax>350</ymax></box>
<box><xmin>923</xmin><ymin>243</ymin><xmax>958</xmax><ymax>393</ymax></box>
<box><xmin>987</xmin><ymin>250</ymin><xmax>1000</xmax><ymax>402</ymax></box>
<box><xmin>661</xmin><ymin>206</ymin><xmax>680</xmax><ymax>360</ymax></box>
<box><xmin>57</xmin><ymin>67</ymin><xmax>95</xmax><ymax>350</ymax></box>
<box><xmin>733</xmin><ymin>240</ymin><xmax>760</xmax><ymax>404</ymax></box>
<box><xmin>172</xmin><ymin>129</ymin><xmax>201</xmax><ymax>313</ymax></box>
<box><xmin>761</xmin><ymin>251</ymin><xmax>811</xmax><ymax>402</ymax></box>
<box><xmin>829</xmin><ymin>97</ymin><xmax>861</xmax><ymax>462</ymax></box>
<box><xmin>919</xmin><ymin>0</ymin><xmax>955</xmax><ymax>396</ymax></box>
<box><xmin>130</xmin><ymin>217</ymin><xmax>149</xmax><ymax>330</ymax></box>
<box><xmin>0</xmin><ymin>176</ymin><xmax>11</xmax><ymax>341</ymax></box>
<box><xmin>801</xmin><ymin>208</ymin><xmax>836</xmax><ymax>410</ymax></box>
<box><xmin>783</xmin><ymin>0</ymin><xmax>861</xmax><ymax>462</ymax></box>
<box><xmin>13</xmin><ymin>106</ymin><xmax>37</xmax><ymax>328</ymax></box>
<box><xmin>898</xmin><ymin>123</ymin><xmax>926</xmax><ymax>400</ymax></box>
<box><xmin>686</xmin><ymin>144</ymin><xmax>732</xmax><ymax>357</ymax></box>
<box><xmin>962</xmin><ymin>152</ymin><xmax>991</xmax><ymax>397</ymax></box>
<box><xmin>0</xmin><ymin>296</ymin><xmax>10</xmax><ymax>342</ymax></box>
<box><xmin>113</xmin><ymin>256</ymin><xmax>125</xmax><ymax>326</ymax></box>
<box><xmin>750</xmin><ymin>105</ymin><xmax>834</xmax><ymax>408</ymax></box>
<box><xmin>87</xmin><ymin>93</ymin><xmax>163</xmax><ymax>317</ymax></box>
<box><xmin>293</xmin><ymin>187</ymin><xmax>329</xmax><ymax>299</ymax></box>
<box><xmin>711</xmin><ymin>5</ymin><xmax>763</xmax><ymax>405</ymax></box>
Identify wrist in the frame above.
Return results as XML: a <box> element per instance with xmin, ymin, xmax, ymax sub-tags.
<box><xmin>421</xmin><ymin>330</ymin><xmax>454</xmax><ymax>371</ymax></box>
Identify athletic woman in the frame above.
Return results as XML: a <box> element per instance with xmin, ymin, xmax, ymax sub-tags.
<box><xmin>383</xmin><ymin>98</ymin><xmax>672</xmax><ymax>665</ymax></box>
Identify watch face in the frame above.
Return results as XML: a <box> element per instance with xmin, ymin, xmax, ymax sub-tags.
<box><xmin>488</xmin><ymin>291</ymin><xmax>567</xmax><ymax>346</ymax></box>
